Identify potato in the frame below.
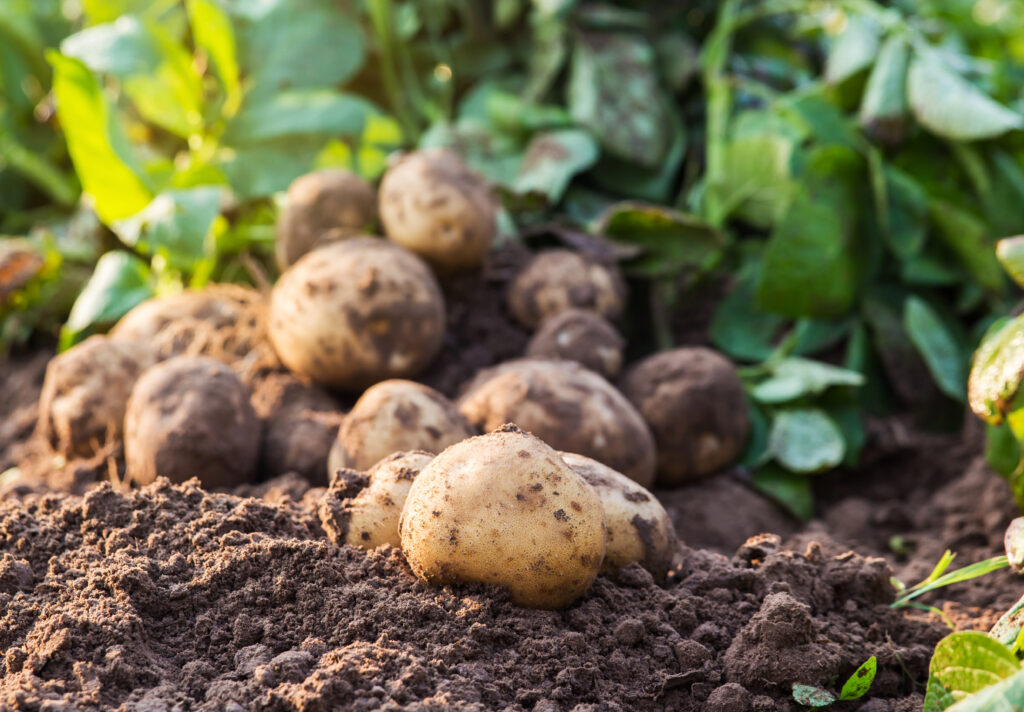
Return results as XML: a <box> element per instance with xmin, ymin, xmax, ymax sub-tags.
<box><xmin>458</xmin><ymin>359</ymin><xmax>656</xmax><ymax>488</ymax></box>
<box><xmin>378</xmin><ymin>148</ymin><xmax>496</xmax><ymax>273</ymax></box>
<box><xmin>37</xmin><ymin>336</ymin><xmax>156</xmax><ymax>457</ymax></box>
<box><xmin>328</xmin><ymin>379</ymin><xmax>475</xmax><ymax>473</ymax></box>
<box><xmin>276</xmin><ymin>169</ymin><xmax>376</xmax><ymax>269</ymax></box>
<box><xmin>268</xmin><ymin>238</ymin><xmax>446</xmax><ymax>390</ymax></box>
<box><xmin>319</xmin><ymin>451</ymin><xmax>433</xmax><ymax>549</ymax></box>
<box><xmin>559</xmin><ymin>452</ymin><xmax>676</xmax><ymax>580</ymax></box>
<box><xmin>526</xmin><ymin>309</ymin><xmax>625</xmax><ymax>378</ymax></box>
<box><xmin>125</xmin><ymin>356</ymin><xmax>261</xmax><ymax>488</ymax></box>
<box><xmin>622</xmin><ymin>347</ymin><xmax>749</xmax><ymax>486</ymax></box>
<box><xmin>507</xmin><ymin>250</ymin><xmax>626</xmax><ymax>329</ymax></box>
<box><xmin>399</xmin><ymin>425</ymin><xmax>606</xmax><ymax>609</ymax></box>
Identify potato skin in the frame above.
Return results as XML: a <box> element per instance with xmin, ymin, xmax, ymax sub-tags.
<box><xmin>559</xmin><ymin>452</ymin><xmax>676</xmax><ymax>580</ymax></box>
<box><xmin>622</xmin><ymin>347</ymin><xmax>749</xmax><ymax>486</ymax></box>
<box><xmin>276</xmin><ymin>169</ymin><xmax>376</xmax><ymax>269</ymax></box>
<box><xmin>458</xmin><ymin>359</ymin><xmax>656</xmax><ymax>488</ymax></box>
<box><xmin>526</xmin><ymin>309</ymin><xmax>625</xmax><ymax>378</ymax></box>
<box><xmin>125</xmin><ymin>356</ymin><xmax>260</xmax><ymax>488</ymax></box>
<box><xmin>38</xmin><ymin>336</ymin><xmax>156</xmax><ymax>457</ymax></box>
<box><xmin>319</xmin><ymin>451</ymin><xmax>433</xmax><ymax>549</ymax></box>
<box><xmin>268</xmin><ymin>238</ymin><xmax>446</xmax><ymax>390</ymax></box>
<box><xmin>378</xmin><ymin>148</ymin><xmax>496</xmax><ymax>273</ymax></box>
<box><xmin>507</xmin><ymin>250</ymin><xmax>627</xmax><ymax>329</ymax></box>
<box><xmin>399</xmin><ymin>426</ymin><xmax>606</xmax><ymax>609</ymax></box>
<box><xmin>328</xmin><ymin>379</ymin><xmax>475</xmax><ymax>473</ymax></box>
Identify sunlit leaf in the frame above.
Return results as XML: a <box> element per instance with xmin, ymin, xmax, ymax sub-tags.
<box><xmin>923</xmin><ymin>631</ymin><xmax>1021</xmax><ymax>711</ymax></box>
<box><xmin>113</xmin><ymin>187</ymin><xmax>222</xmax><ymax>270</ymax></box>
<box><xmin>188</xmin><ymin>0</ymin><xmax>241</xmax><ymax>116</ymax></box>
<box><xmin>969</xmin><ymin>314</ymin><xmax>1024</xmax><ymax>424</ymax></box>
<box><xmin>60</xmin><ymin>250</ymin><xmax>154</xmax><ymax>348</ymax></box>
<box><xmin>225</xmin><ymin>89</ymin><xmax>379</xmax><ymax>145</ymax></box>
<box><xmin>997</xmin><ymin>236</ymin><xmax>1024</xmax><ymax>289</ymax></box>
<box><xmin>825</xmin><ymin>15</ymin><xmax>880</xmax><ymax>84</ymax></box>
<box><xmin>840</xmin><ymin>656</ymin><xmax>877</xmax><ymax>700</ymax></box>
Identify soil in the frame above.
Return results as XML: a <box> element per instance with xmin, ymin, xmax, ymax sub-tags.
<box><xmin>1</xmin><ymin>252</ymin><xmax>1021</xmax><ymax>711</ymax></box>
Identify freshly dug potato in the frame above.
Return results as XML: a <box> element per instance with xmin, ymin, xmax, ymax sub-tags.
<box><xmin>559</xmin><ymin>452</ymin><xmax>676</xmax><ymax>580</ymax></box>
<box><xmin>622</xmin><ymin>347</ymin><xmax>749</xmax><ymax>486</ymax></box>
<box><xmin>125</xmin><ymin>356</ymin><xmax>260</xmax><ymax>488</ymax></box>
<box><xmin>526</xmin><ymin>309</ymin><xmax>625</xmax><ymax>378</ymax></box>
<box><xmin>507</xmin><ymin>250</ymin><xmax>626</xmax><ymax>329</ymax></box>
<box><xmin>37</xmin><ymin>336</ymin><xmax>156</xmax><ymax>457</ymax></box>
<box><xmin>328</xmin><ymin>379</ymin><xmax>475</xmax><ymax>473</ymax></box>
<box><xmin>458</xmin><ymin>359</ymin><xmax>656</xmax><ymax>487</ymax></box>
<box><xmin>276</xmin><ymin>169</ymin><xmax>377</xmax><ymax>269</ymax></box>
<box><xmin>378</xmin><ymin>148</ymin><xmax>496</xmax><ymax>273</ymax></box>
<box><xmin>399</xmin><ymin>425</ymin><xmax>606</xmax><ymax>609</ymax></box>
<box><xmin>268</xmin><ymin>238</ymin><xmax>446</xmax><ymax>390</ymax></box>
<box><xmin>319</xmin><ymin>451</ymin><xmax>433</xmax><ymax>549</ymax></box>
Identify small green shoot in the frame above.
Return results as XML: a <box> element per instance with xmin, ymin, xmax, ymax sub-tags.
<box><xmin>892</xmin><ymin>554</ymin><xmax>1009</xmax><ymax>609</ymax></box>
<box><xmin>792</xmin><ymin>656</ymin><xmax>877</xmax><ymax>707</ymax></box>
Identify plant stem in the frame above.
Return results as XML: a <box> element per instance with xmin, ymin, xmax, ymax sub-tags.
<box><xmin>701</xmin><ymin>0</ymin><xmax>740</xmax><ymax>228</ymax></box>
<box><xmin>0</xmin><ymin>131</ymin><xmax>79</xmax><ymax>208</ymax></box>
<box><xmin>367</xmin><ymin>0</ymin><xmax>422</xmax><ymax>142</ymax></box>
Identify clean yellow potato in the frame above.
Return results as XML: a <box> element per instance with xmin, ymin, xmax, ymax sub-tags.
<box><xmin>378</xmin><ymin>148</ymin><xmax>496</xmax><ymax>273</ymax></box>
<box><xmin>399</xmin><ymin>425</ymin><xmax>606</xmax><ymax>609</ymax></box>
<box><xmin>268</xmin><ymin>238</ymin><xmax>446</xmax><ymax>390</ymax></box>
<box><xmin>507</xmin><ymin>250</ymin><xmax>627</xmax><ymax>329</ymax></box>
<box><xmin>327</xmin><ymin>379</ymin><xmax>475</xmax><ymax>473</ymax></box>
<box><xmin>559</xmin><ymin>452</ymin><xmax>677</xmax><ymax>580</ymax></box>
<box><xmin>319</xmin><ymin>451</ymin><xmax>434</xmax><ymax>549</ymax></box>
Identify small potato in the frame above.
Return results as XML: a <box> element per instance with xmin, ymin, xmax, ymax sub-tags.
<box><xmin>559</xmin><ymin>452</ymin><xmax>676</xmax><ymax>580</ymax></box>
<box><xmin>458</xmin><ymin>359</ymin><xmax>656</xmax><ymax>488</ymax></box>
<box><xmin>378</xmin><ymin>148</ymin><xmax>496</xmax><ymax>273</ymax></box>
<box><xmin>507</xmin><ymin>250</ymin><xmax>626</xmax><ymax>329</ymax></box>
<box><xmin>268</xmin><ymin>238</ymin><xmax>446</xmax><ymax>390</ymax></box>
<box><xmin>526</xmin><ymin>309</ymin><xmax>625</xmax><ymax>378</ymax></box>
<box><xmin>276</xmin><ymin>169</ymin><xmax>377</xmax><ymax>269</ymax></box>
<box><xmin>622</xmin><ymin>347</ymin><xmax>749</xmax><ymax>486</ymax></box>
<box><xmin>38</xmin><ymin>336</ymin><xmax>156</xmax><ymax>457</ymax></box>
<box><xmin>319</xmin><ymin>451</ymin><xmax>433</xmax><ymax>549</ymax></box>
<box><xmin>399</xmin><ymin>425</ymin><xmax>606</xmax><ymax>609</ymax></box>
<box><xmin>125</xmin><ymin>356</ymin><xmax>260</xmax><ymax>488</ymax></box>
<box><xmin>328</xmin><ymin>379</ymin><xmax>475</xmax><ymax>473</ymax></box>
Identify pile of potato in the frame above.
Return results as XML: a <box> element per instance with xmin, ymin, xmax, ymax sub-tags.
<box><xmin>37</xmin><ymin>148</ymin><xmax>751</xmax><ymax>609</ymax></box>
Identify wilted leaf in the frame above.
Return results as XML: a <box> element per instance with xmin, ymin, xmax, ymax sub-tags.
<box><xmin>514</xmin><ymin>129</ymin><xmax>599</xmax><ymax>203</ymax></box>
<box><xmin>969</xmin><ymin>314</ymin><xmax>1024</xmax><ymax>424</ymax></box>
<box><xmin>113</xmin><ymin>187</ymin><xmax>222</xmax><ymax>270</ymax></box>
<box><xmin>997</xmin><ymin>237</ymin><xmax>1024</xmax><ymax>289</ymax></box>
<box><xmin>225</xmin><ymin>89</ymin><xmax>378</xmax><ymax>145</ymax></box>
<box><xmin>598</xmin><ymin>202</ymin><xmax>725</xmax><ymax>278</ymax></box>
<box><xmin>767</xmin><ymin>408</ymin><xmax>845</xmax><ymax>473</ymax></box>
<box><xmin>60</xmin><ymin>250</ymin><xmax>154</xmax><ymax>348</ymax></box>
<box><xmin>792</xmin><ymin>684</ymin><xmax>836</xmax><ymax>707</ymax></box>
<box><xmin>825</xmin><ymin>15</ymin><xmax>880</xmax><ymax>84</ymax></box>
<box><xmin>859</xmin><ymin>35</ymin><xmax>910</xmax><ymax>144</ymax></box>
<box><xmin>904</xmin><ymin>297</ymin><xmax>966</xmax><ymax>402</ymax></box>
<box><xmin>750</xmin><ymin>357</ymin><xmax>864</xmax><ymax>404</ymax></box>
<box><xmin>841</xmin><ymin>657</ymin><xmax>877</xmax><ymax>700</ymax></box>
<box><xmin>923</xmin><ymin>631</ymin><xmax>1021</xmax><ymax>711</ymax></box>
<box><xmin>188</xmin><ymin>0</ymin><xmax>241</xmax><ymax>116</ymax></box>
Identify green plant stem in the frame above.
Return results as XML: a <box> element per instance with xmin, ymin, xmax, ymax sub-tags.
<box><xmin>701</xmin><ymin>0</ymin><xmax>740</xmax><ymax>228</ymax></box>
<box><xmin>0</xmin><ymin>131</ymin><xmax>79</xmax><ymax>208</ymax></box>
<box><xmin>367</xmin><ymin>0</ymin><xmax>422</xmax><ymax>142</ymax></box>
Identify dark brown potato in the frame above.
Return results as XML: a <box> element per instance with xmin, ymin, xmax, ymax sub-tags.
<box><xmin>37</xmin><ymin>336</ymin><xmax>156</xmax><ymax>457</ymax></box>
<box><xmin>125</xmin><ymin>356</ymin><xmax>261</xmax><ymax>488</ymax></box>
<box><xmin>268</xmin><ymin>238</ymin><xmax>446</xmax><ymax>391</ymax></box>
<box><xmin>275</xmin><ymin>169</ymin><xmax>377</xmax><ymax>269</ymax></box>
<box><xmin>526</xmin><ymin>309</ymin><xmax>625</xmax><ymax>379</ymax></box>
<box><xmin>507</xmin><ymin>250</ymin><xmax>627</xmax><ymax>330</ymax></box>
<box><xmin>622</xmin><ymin>347</ymin><xmax>749</xmax><ymax>486</ymax></box>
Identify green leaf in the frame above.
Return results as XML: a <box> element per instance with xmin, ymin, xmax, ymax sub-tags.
<box><xmin>225</xmin><ymin>89</ymin><xmax>379</xmax><ymax>145</ymax></box>
<box><xmin>188</xmin><ymin>0</ymin><xmax>241</xmax><ymax>116</ymax></box>
<box><xmin>969</xmin><ymin>313</ymin><xmax>1024</xmax><ymax>425</ymax></box>
<box><xmin>997</xmin><ymin>237</ymin><xmax>1024</xmax><ymax>289</ymax></box>
<box><xmin>513</xmin><ymin>129</ymin><xmax>599</xmax><ymax>203</ymax></box>
<box><xmin>840</xmin><ymin>656</ymin><xmax>877</xmax><ymax>700</ymax></box>
<box><xmin>112</xmin><ymin>187</ymin><xmax>222</xmax><ymax>270</ymax></box>
<box><xmin>880</xmin><ymin>165</ymin><xmax>928</xmax><ymax>259</ymax></box>
<box><xmin>792</xmin><ymin>683</ymin><xmax>836</xmax><ymax>707</ymax></box>
<box><xmin>904</xmin><ymin>297</ymin><xmax>966</xmax><ymax>402</ymax></box>
<box><xmin>1006</xmin><ymin>518</ymin><xmax>1024</xmax><ymax>574</ymax></box>
<box><xmin>751</xmin><ymin>464</ymin><xmax>815</xmax><ymax>522</ymax></box>
<box><xmin>599</xmin><ymin>202</ymin><xmax>725</xmax><ymax>278</ymax></box>
<box><xmin>767</xmin><ymin>408</ymin><xmax>845</xmax><ymax>473</ymax></box>
<box><xmin>985</xmin><ymin>422</ymin><xmax>1022</xmax><ymax>479</ymax></box>
<box><xmin>923</xmin><ymin>632</ymin><xmax>1021</xmax><ymax>711</ymax></box>
<box><xmin>47</xmin><ymin>51</ymin><xmax>153</xmax><ymax>224</ymax></box>
<box><xmin>825</xmin><ymin>15</ymin><xmax>880</xmax><ymax>84</ymax></box>
<box><xmin>947</xmin><ymin>667</ymin><xmax>1024</xmax><ymax>712</ymax></box>
<box><xmin>907</xmin><ymin>53</ymin><xmax>1022</xmax><ymax>142</ymax></box>
<box><xmin>60</xmin><ymin>251</ymin><xmax>154</xmax><ymax>349</ymax></box>
<box><xmin>714</xmin><ymin>132</ymin><xmax>795</xmax><ymax>229</ymax></box>
<box><xmin>859</xmin><ymin>35</ymin><xmax>910</xmax><ymax>144</ymax></box>
<box><xmin>929</xmin><ymin>199</ymin><xmax>1003</xmax><ymax>292</ymax></box>
<box><xmin>751</xmin><ymin>357</ymin><xmax>864</xmax><ymax>404</ymax></box>
<box><xmin>710</xmin><ymin>254</ymin><xmax>786</xmax><ymax>361</ymax></box>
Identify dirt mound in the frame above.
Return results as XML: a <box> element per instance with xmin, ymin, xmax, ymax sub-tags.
<box><xmin>0</xmin><ymin>479</ymin><xmax>943</xmax><ymax>711</ymax></box>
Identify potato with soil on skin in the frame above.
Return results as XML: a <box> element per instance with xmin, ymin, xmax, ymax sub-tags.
<box><xmin>327</xmin><ymin>379</ymin><xmax>475</xmax><ymax>474</ymax></box>
<box><xmin>37</xmin><ymin>336</ymin><xmax>157</xmax><ymax>457</ymax></box>
<box><xmin>275</xmin><ymin>169</ymin><xmax>377</xmax><ymax>269</ymax></box>
<box><xmin>526</xmin><ymin>309</ymin><xmax>625</xmax><ymax>379</ymax></box>
<box><xmin>399</xmin><ymin>425</ymin><xmax>606</xmax><ymax>609</ymax></box>
<box><xmin>319</xmin><ymin>450</ymin><xmax>434</xmax><ymax>549</ymax></box>
<box><xmin>378</xmin><ymin>148</ymin><xmax>496</xmax><ymax>273</ymax></box>
<box><xmin>558</xmin><ymin>452</ymin><xmax>676</xmax><ymax>580</ymax></box>
<box><xmin>622</xmin><ymin>347</ymin><xmax>749</xmax><ymax>486</ymax></box>
<box><xmin>125</xmin><ymin>356</ymin><xmax>261</xmax><ymax>488</ymax></box>
<box><xmin>458</xmin><ymin>359</ymin><xmax>656</xmax><ymax>488</ymax></box>
<box><xmin>268</xmin><ymin>238</ymin><xmax>446</xmax><ymax>391</ymax></box>
<box><xmin>507</xmin><ymin>250</ymin><xmax>627</xmax><ymax>330</ymax></box>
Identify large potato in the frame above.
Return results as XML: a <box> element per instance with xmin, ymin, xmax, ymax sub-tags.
<box><xmin>319</xmin><ymin>451</ymin><xmax>434</xmax><ymax>549</ymax></box>
<box><xmin>458</xmin><ymin>359</ymin><xmax>656</xmax><ymax>487</ymax></box>
<box><xmin>378</xmin><ymin>148</ymin><xmax>496</xmax><ymax>273</ymax></box>
<box><xmin>37</xmin><ymin>336</ymin><xmax>156</xmax><ymax>457</ymax></box>
<box><xmin>622</xmin><ymin>347</ymin><xmax>749</xmax><ymax>486</ymax></box>
<box><xmin>399</xmin><ymin>426</ymin><xmax>606</xmax><ymax>609</ymax></box>
<box><xmin>559</xmin><ymin>452</ymin><xmax>676</xmax><ymax>580</ymax></box>
<box><xmin>525</xmin><ymin>309</ymin><xmax>625</xmax><ymax>379</ymax></box>
<box><xmin>328</xmin><ymin>379</ymin><xmax>475</xmax><ymax>473</ymax></box>
<box><xmin>507</xmin><ymin>250</ymin><xmax>626</xmax><ymax>329</ymax></box>
<box><xmin>268</xmin><ymin>238</ymin><xmax>446</xmax><ymax>390</ymax></box>
<box><xmin>125</xmin><ymin>356</ymin><xmax>260</xmax><ymax>488</ymax></box>
<box><xmin>276</xmin><ymin>169</ymin><xmax>376</xmax><ymax>269</ymax></box>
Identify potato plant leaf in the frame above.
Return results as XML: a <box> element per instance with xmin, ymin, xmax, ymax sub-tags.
<box><xmin>598</xmin><ymin>202</ymin><xmax>725</xmax><ymax>278</ymax></box>
<box><xmin>904</xmin><ymin>297</ymin><xmax>966</xmax><ymax>402</ymax></box>
<box><xmin>947</xmin><ymin>668</ymin><xmax>1024</xmax><ymax>711</ymax></box>
<box><xmin>751</xmin><ymin>465</ymin><xmax>814</xmax><ymax>522</ymax></box>
<box><xmin>713</xmin><ymin>132</ymin><xmax>795</xmax><ymax>229</ymax></box>
<box><xmin>710</xmin><ymin>254</ymin><xmax>786</xmax><ymax>361</ymax></box>
<box><xmin>1005</xmin><ymin>518</ymin><xmax>1024</xmax><ymax>574</ymax></box>
<box><xmin>766</xmin><ymin>408</ymin><xmax>845</xmax><ymax>473</ymax></box>
<box><xmin>859</xmin><ymin>35</ymin><xmax>910</xmax><ymax>144</ymax></box>
<box><xmin>112</xmin><ymin>187</ymin><xmax>222</xmax><ymax>270</ymax></box>
<box><xmin>187</xmin><ymin>0</ymin><xmax>241</xmax><ymax>116</ymax></box>
<box><xmin>929</xmin><ymin>199</ymin><xmax>1003</xmax><ymax>292</ymax></box>
<box><xmin>840</xmin><ymin>656</ymin><xmax>877</xmax><ymax>700</ymax></box>
<box><xmin>825</xmin><ymin>15</ymin><xmax>880</xmax><ymax>84</ymax></box>
<box><xmin>60</xmin><ymin>250</ymin><xmax>154</xmax><ymax>349</ymax></box>
<box><xmin>225</xmin><ymin>89</ymin><xmax>379</xmax><ymax>145</ymax></box>
<box><xmin>513</xmin><ymin>129</ymin><xmax>599</xmax><ymax>203</ymax></box>
<box><xmin>750</xmin><ymin>357</ymin><xmax>864</xmax><ymax>405</ymax></box>
<box><xmin>923</xmin><ymin>632</ymin><xmax>1021</xmax><ymax>711</ymax></box>
<box><xmin>968</xmin><ymin>314</ymin><xmax>1024</xmax><ymax>424</ymax></box>
<box><xmin>996</xmin><ymin>237</ymin><xmax>1024</xmax><ymax>289</ymax></box>
<box><xmin>792</xmin><ymin>684</ymin><xmax>835</xmax><ymax>707</ymax></box>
